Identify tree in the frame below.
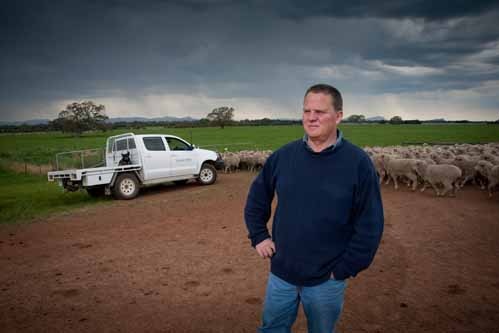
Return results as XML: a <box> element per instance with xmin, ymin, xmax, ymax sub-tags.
<box><xmin>198</xmin><ymin>118</ymin><xmax>211</xmax><ymax>127</ymax></box>
<box><xmin>389</xmin><ymin>115</ymin><xmax>403</xmax><ymax>124</ymax></box>
<box><xmin>345</xmin><ymin>114</ymin><xmax>366</xmax><ymax>123</ymax></box>
<box><xmin>56</xmin><ymin>101</ymin><xmax>108</xmax><ymax>135</ymax></box>
<box><xmin>207</xmin><ymin>106</ymin><xmax>234</xmax><ymax>129</ymax></box>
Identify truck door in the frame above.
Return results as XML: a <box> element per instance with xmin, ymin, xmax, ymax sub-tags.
<box><xmin>141</xmin><ymin>136</ymin><xmax>172</xmax><ymax>180</ymax></box>
<box><xmin>165</xmin><ymin>137</ymin><xmax>198</xmax><ymax>176</ymax></box>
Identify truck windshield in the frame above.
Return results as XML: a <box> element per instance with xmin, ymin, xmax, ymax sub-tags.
<box><xmin>165</xmin><ymin>137</ymin><xmax>191</xmax><ymax>151</ymax></box>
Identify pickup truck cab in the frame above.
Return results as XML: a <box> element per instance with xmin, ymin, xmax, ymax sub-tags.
<box><xmin>48</xmin><ymin>133</ymin><xmax>224</xmax><ymax>199</ymax></box>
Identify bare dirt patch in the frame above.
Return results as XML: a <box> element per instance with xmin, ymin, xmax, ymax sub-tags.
<box><xmin>1</xmin><ymin>172</ymin><xmax>498</xmax><ymax>333</ymax></box>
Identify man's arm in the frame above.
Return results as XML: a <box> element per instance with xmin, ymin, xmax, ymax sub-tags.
<box><xmin>332</xmin><ymin>156</ymin><xmax>384</xmax><ymax>280</ymax></box>
<box><xmin>244</xmin><ymin>154</ymin><xmax>276</xmax><ymax>249</ymax></box>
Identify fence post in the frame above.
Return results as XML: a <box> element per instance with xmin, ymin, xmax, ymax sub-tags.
<box><xmin>25</xmin><ymin>162</ymin><xmax>27</xmax><ymax>175</ymax></box>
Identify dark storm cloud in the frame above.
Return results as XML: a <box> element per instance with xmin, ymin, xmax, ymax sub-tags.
<box><xmin>0</xmin><ymin>0</ymin><xmax>498</xmax><ymax>120</ymax></box>
<box><xmin>265</xmin><ymin>0</ymin><xmax>499</xmax><ymax>20</ymax></box>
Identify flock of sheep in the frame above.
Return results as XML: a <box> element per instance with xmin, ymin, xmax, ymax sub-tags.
<box><xmin>221</xmin><ymin>142</ymin><xmax>499</xmax><ymax>198</ymax></box>
<box><xmin>222</xmin><ymin>150</ymin><xmax>273</xmax><ymax>173</ymax></box>
<box><xmin>366</xmin><ymin>143</ymin><xmax>499</xmax><ymax>197</ymax></box>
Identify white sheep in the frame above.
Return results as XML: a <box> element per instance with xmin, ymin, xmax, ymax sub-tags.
<box><xmin>429</xmin><ymin>152</ymin><xmax>455</xmax><ymax>165</ymax></box>
<box><xmin>482</xmin><ymin>153</ymin><xmax>499</xmax><ymax>165</ymax></box>
<box><xmin>222</xmin><ymin>152</ymin><xmax>240</xmax><ymax>173</ymax></box>
<box><xmin>453</xmin><ymin>155</ymin><xmax>479</xmax><ymax>188</ymax></box>
<box><xmin>247</xmin><ymin>151</ymin><xmax>267</xmax><ymax>172</ymax></box>
<box><xmin>381</xmin><ymin>155</ymin><xmax>419</xmax><ymax>191</ymax></box>
<box><xmin>412</xmin><ymin>161</ymin><xmax>462</xmax><ymax>197</ymax></box>
<box><xmin>371</xmin><ymin>154</ymin><xmax>387</xmax><ymax>185</ymax></box>
<box><xmin>473</xmin><ymin>160</ymin><xmax>493</xmax><ymax>190</ymax></box>
<box><xmin>474</xmin><ymin>161</ymin><xmax>499</xmax><ymax>197</ymax></box>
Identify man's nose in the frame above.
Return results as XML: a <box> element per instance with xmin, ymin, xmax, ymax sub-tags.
<box><xmin>308</xmin><ymin>111</ymin><xmax>319</xmax><ymax>120</ymax></box>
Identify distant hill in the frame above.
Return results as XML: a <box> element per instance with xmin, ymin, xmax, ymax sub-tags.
<box><xmin>366</xmin><ymin>116</ymin><xmax>385</xmax><ymax>121</ymax></box>
<box><xmin>107</xmin><ymin>116</ymin><xmax>198</xmax><ymax>123</ymax></box>
<box><xmin>0</xmin><ymin>116</ymin><xmax>198</xmax><ymax>126</ymax></box>
<box><xmin>426</xmin><ymin>118</ymin><xmax>446</xmax><ymax>122</ymax></box>
<box><xmin>0</xmin><ymin>119</ymin><xmax>50</xmax><ymax>126</ymax></box>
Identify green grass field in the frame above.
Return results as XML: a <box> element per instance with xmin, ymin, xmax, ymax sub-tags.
<box><xmin>0</xmin><ymin>168</ymin><xmax>110</xmax><ymax>224</ymax></box>
<box><xmin>1</xmin><ymin>123</ymin><xmax>498</xmax><ymax>224</ymax></box>
<box><xmin>1</xmin><ymin>124</ymin><xmax>499</xmax><ymax>165</ymax></box>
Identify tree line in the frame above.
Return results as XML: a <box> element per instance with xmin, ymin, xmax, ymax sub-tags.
<box><xmin>0</xmin><ymin>102</ymin><xmax>300</xmax><ymax>134</ymax></box>
<box><xmin>344</xmin><ymin>114</ymin><xmax>405</xmax><ymax>124</ymax></box>
<box><xmin>1</xmin><ymin>101</ymin><xmax>497</xmax><ymax>134</ymax></box>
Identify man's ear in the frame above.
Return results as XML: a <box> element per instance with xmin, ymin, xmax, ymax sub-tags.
<box><xmin>335</xmin><ymin>111</ymin><xmax>343</xmax><ymax>125</ymax></box>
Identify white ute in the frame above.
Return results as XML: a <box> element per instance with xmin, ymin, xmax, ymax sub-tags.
<box><xmin>47</xmin><ymin>133</ymin><xmax>224</xmax><ymax>199</ymax></box>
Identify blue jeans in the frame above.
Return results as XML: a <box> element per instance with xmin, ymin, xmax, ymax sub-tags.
<box><xmin>259</xmin><ymin>272</ymin><xmax>347</xmax><ymax>333</ymax></box>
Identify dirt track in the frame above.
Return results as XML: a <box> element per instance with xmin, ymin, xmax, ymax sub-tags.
<box><xmin>1</xmin><ymin>172</ymin><xmax>499</xmax><ymax>333</ymax></box>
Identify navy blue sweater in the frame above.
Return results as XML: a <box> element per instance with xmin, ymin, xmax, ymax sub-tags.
<box><xmin>244</xmin><ymin>138</ymin><xmax>384</xmax><ymax>286</ymax></box>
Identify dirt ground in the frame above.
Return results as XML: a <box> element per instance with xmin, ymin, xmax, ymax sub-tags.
<box><xmin>1</xmin><ymin>172</ymin><xmax>498</xmax><ymax>333</ymax></box>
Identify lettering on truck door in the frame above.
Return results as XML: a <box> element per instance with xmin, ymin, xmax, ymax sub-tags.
<box><xmin>141</xmin><ymin>136</ymin><xmax>172</xmax><ymax>180</ymax></box>
<box><xmin>165</xmin><ymin>137</ymin><xmax>197</xmax><ymax>176</ymax></box>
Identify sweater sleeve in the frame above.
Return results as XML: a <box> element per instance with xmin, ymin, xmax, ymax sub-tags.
<box><xmin>332</xmin><ymin>155</ymin><xmax>384</xmax><ymax>280</ymax></box>
<box><xmin>244</xmin><ymin>154</ymin><xmax>277</xmax><ymax>247</ymax></box>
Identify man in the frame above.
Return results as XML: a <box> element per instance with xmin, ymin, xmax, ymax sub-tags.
<box><xmin>244</xmin><ymin>84</ymin><xmax>384</xmax><ymax>333</ymax></box>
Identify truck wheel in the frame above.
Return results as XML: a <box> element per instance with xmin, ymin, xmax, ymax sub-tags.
<box><xmin>197</xmin><ymin>163</ymin><xmax>217</xmax><ymax>185</ymax></box>
<box><xmin>112</xmin><ymin>173</ymin><xmax>140</xmax><ymax>199</ymax></box>
<box><xmin>86</xmin><ymin>186</ymin><xmax>105</xmax><ymax>197</ymax></box>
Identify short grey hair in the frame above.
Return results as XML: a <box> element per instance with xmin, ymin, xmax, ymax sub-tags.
<box><xmin>305</xmin><ymin>84</ymin><xmax>343</xmax><ymax>111</ymax></box>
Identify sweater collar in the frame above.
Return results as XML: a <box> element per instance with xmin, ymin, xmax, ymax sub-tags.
<box><xmin>303</xmin><ymin>129</ymin><xmax>343</xmax><ymax>153</ymax></box>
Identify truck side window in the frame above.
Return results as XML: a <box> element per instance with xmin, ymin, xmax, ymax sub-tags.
<box><xmin>116</xmin><ymin>139</ymin><xmax>128</xmax><ymax>151</ymax></box>
<box><xmin>166</xmin><ymin>138</ymin><xmax>191</xmax><ymax>151</ymax></box>
<box><xmin>143</xmin><ymin>137</ymin><xmax>166</xmax><ymax>151</ymax></box>
<box><xmin>128</xmin><ymin>138</ymin><xmax>136</xmax><ymax>149</ymax></box>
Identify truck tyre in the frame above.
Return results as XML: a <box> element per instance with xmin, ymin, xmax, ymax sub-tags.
<box><xmin>112</xmin><ymin>173</ymin><xmax>140</xmax><ymax>199</ymax></box>
<box><xmin>197</xmin><ymin>163</ymin><xmax>217</xmax><ymax>185</ymax></box>
<box><xmin>86</xmin><ymin>186</ymin><xmax>105</xmax><ymax>197</ymax></box>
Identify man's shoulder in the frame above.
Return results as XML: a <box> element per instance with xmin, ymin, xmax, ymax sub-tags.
<box><xmin>272</xmin><ymin>139</ymin><xmax>302</xmax><ymax>157</ymax></box>
<box><xmin>264</xmin><ymin>139</ymin><xmax>302</xmax><ymax>167</ymax></box>
<box><xmin>280</xmin><ymin>139</ymin><xmax>303</xmax><ymax>152</ymax></box>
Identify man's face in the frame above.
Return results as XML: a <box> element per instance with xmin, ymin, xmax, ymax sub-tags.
<box><xmin>302</xmin><ymin>92</ymin><xmax>343</xmax><ymax>140</ymax></box>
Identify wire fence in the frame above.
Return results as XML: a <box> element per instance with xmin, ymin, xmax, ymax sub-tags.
<box><xmin>55</xmin><ymin>148</ymin><xmax>105</xmax><ymax>170</ymax></box>
<box><xmin>0</xmin><ymin>159</ymin><xmax>54</xmax><ymax>176</ymax></box>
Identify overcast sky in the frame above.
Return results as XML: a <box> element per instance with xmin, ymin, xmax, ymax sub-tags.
<box><xmin>2</xmin><ymin>0</ymin><xmax>499</xmax><ymax>121</ymax></box>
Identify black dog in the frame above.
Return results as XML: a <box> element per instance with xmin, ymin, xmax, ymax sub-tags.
<box><xmin>119</xmin><ymin>152</ymin><xmax>131</xmax><ymax>165</ymax></box>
